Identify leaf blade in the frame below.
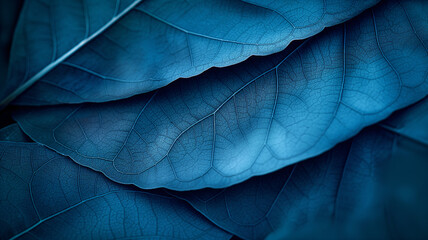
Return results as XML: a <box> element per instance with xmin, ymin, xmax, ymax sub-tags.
<box><xmin>0</xmin><ymin>142</ymin><xmax>231</xmax><ymax>239</ymax></box>
<box><xmin>1</xmin><ymin>0</ymin><xmax>379</xmax><ymax>106</ymax></box>
<box><xmin>170</xmin><ymin>97</ymin><xmax>428</xmax><ymax>239</ymax></box>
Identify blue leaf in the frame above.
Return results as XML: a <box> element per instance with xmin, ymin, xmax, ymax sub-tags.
<box><xmin>0</xmin><ymin>123</ymin><xmax>32</xmax><ymax>142</ymax></box>
<box><xmin>0</xmin><ymin>0</ymin><xmax>23</xmax><ymax>85</ymax></box>
<box><xmin>170</xmin><ymin>97</ymin><xmax>428</xmax><ymax>240</ymax></box>
<box><xmin>0</xmin><ymin>142</ymin><xmax>231</xmax><ymax>239</ymax></box>
<box><xmin>169</xmin><ymin>128</ymin><xmax>390</xmax><ymax>239</ymax></box>
<box><xmin>267</xmin><ymin>99</ymin><xmax>428</xmax><ymax>240</ymax></box>
<box><xmin>13</xmin><ymin>0</ymin><xmax>428</xmax><ymax>190</ymax></box>
<box><xmin>1</xmin><ymin>0</ymin><xmax>378</xmax><ymax>107</ymax></box>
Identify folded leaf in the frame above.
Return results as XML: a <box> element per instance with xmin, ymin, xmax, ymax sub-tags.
<box><xmin>170</xmin><ymin>97</ymin><xmax>428</xmax><ymax>239</ymax></box>
<box><xmin>1</xmin><ymin>0</ymin><xmax>378</xmax><ymax>106</ymax></box>
<box><xmin>14</xmin><ymin>0</ymin><xmax>428</xmax><ymax>190</ymax></box>
<box><xmin>0</xmin><ymin>142</ymin><xmax>231</xmax><ymax>239</ymax></box>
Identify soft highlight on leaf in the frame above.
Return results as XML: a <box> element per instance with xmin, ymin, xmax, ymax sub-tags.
<box><xmin>168</xmin><ymin>127</ymin><xmax>392</xmax><ymax>239</ymax></box>
<box><xmin>170</xmin><ymin>97</ymin><xmax>428</xmax><ymax>240</ymax></box>
<box><xmin>1</xmin><ymin>0</ymin><xmax>378</xmax><ymax>106</ymax></box>
<box><xmin>14</xmin><ymin>0</ymin><xmax>428</xmax><ymax>190</ymax></box>
<box><xmin>267</xmin><ymin>98</ymin><xmax>428</xmax><ymax>240</ymax></box>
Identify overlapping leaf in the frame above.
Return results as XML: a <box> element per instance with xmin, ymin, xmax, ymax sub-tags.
<box><xmin>169</xmin><ymin>97</ymin><xmax>428</xmax><ymax>240</ymax></box>
<box><xmin>1</xmin><ymin>0</ymin><xmax>378</xmax><ymax>106</ymax></box>
<box><xmin>1</xmin><ymin>0</ymin><xmax>427</xmax><ymax>239</ymax></box>
<box><xmin>267</xmin><ymin>98</ymin><xmax>428</xmax><ymax>240</ymax></box>
<box><xmin>170</xmin><ymin>127</ymin><xmax>391</xmax><ymax>239</ymax></box>
<box><xmin>0</xmin><ymin>123</ymin><xmax>31</xmax><ymax>142</ymax></box>
<box><xmin>14</xmin><ymin>0</ymin><xmax>428</xmax><ymax>190</ymax></box>
<box><xmin>0</xmin><ymin>141</ymin><xmax>231</xmax><ymax>239</ymax></box>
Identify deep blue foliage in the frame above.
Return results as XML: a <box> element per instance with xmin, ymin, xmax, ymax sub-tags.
<box><xmin>14</xmin><ymin>0</ymin><xmax>428</xmax><ymax>190</ymax></box>
<box><xmin>1</xmin><ymin>0</ymin><xmax>377</xmax><ymax>106</ymax></box>
<box><xmin>0</xmin><ymin>141</ymin><xmax>231</xmax><ymax>239</ymax></box>
<box><xmin>170</xmin><ymin>128</ymin><xmax>392</xmax><ymax>239</ymax></box>
<box><xmin>168</xmin><ymin>97</ymin><xmax>428</xmax><ymax>239</ymax></box>
<box><xmin>0</xmin><ymin>123</ymin><xmax>31</xmax><ymax>142</ymax></box>
<box><xmin>0</xmin><ymin>0</ymin><xmax>23</xmax><ymax>86</ymax></box>
<box><xmin>0</xmin><ymin>0</ymin><xmax>427</xmax><ymax>239</ymax></box>
<box><xmin>267</xmin><ymin>97</ymin><xmax>428</xmax><ymax>240</ymax></box>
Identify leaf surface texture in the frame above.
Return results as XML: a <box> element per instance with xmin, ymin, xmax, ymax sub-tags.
<box><xmin>14</xmin><ymin>0</ymin><xmax>428</xmax><ymax>190</ymax></box>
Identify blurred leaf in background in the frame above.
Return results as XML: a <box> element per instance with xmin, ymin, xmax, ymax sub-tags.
<box><xmin>0</xmin><ymin>0</ymin><xmax>23</xmax><ymax>84</ymax></box>
<box><xmin>0</xmin><ymin>0</ymin><xmax>23</xmax><ymax>128</ymax></box>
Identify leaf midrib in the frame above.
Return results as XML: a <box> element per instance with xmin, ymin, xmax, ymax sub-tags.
<box><xmin>0</xmin><ymin>0</ymin><xmax>143</xmax><ymax>109</ymax></box>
